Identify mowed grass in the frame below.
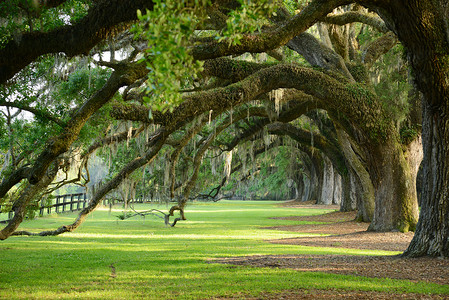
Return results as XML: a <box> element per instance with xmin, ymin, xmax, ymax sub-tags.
<box><xmin>0</xmin><ymin>200</ymin><xmax>447</xmax><ymax>299</ymax></box>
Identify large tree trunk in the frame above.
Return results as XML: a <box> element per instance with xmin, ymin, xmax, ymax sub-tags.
<box><xmin>404</xmin><ymin>102</ymin><xmax>449</xmax><ymax>256</ymax></box>
<box><xmin>367</xmin><ymin>136</ymin><xmax>419</xmax><ymax>232</ymax></box>
<box><xmin>332</xmin><ymin>171</ymin><xmax>342</xmax><ymax>205</ymax></box>
<box><xmin>318</xmin><ymin>155</ymin><xmax>334</xmax><ymax>205</ymax></box>
<box><xmin>336</xmin><ymin>128</ymin><xmax>374</xmax><ymax>222</ymax></box>
<box><xmin>340</xmin><ymin>168</ymin><xmax>358</xmax><ymax>212</ymax></box>
<box><xmin>366</xmin><ymin>0</ymin><xmax>449</xmax><ymax>256</ymax></box>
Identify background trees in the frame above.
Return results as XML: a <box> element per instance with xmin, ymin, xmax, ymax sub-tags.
<box><xmin>0</xmin><ymin>0</ymin><xmax>447</xmax><ymax>257</ymax></box>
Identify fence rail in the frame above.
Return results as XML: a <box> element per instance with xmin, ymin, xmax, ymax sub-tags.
<box><xmin>0</xmin><ymin>193</ymin><xmax>88</xmax><ymax>224</ymax></box>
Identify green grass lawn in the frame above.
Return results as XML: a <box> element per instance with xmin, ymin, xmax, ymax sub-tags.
<box><xmin>0</xmin><ymin>200</ymin><xmax>447</xmax><ymax>299</ymax></box>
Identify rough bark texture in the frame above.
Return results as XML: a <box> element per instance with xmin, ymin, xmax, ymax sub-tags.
<box><xmin>340</xmin><ymin>168</ymin><xmax>358</xmax><ymax>212</ymax></box>
<box><xmin>301</xmin><ymin>146</ymin><xmax>323</xmax><ymax>204</ymax></box>
<box><xmin>318</xmin><ymin>155</ymin><xmax>334</xmax><ymax>205</ymax></box>
<box><xmin>0</xmin><ymin>164</ymin><xmax>58</xmax><ymax>240</ymax></box>
<box><xmin>284</xmin><ymin>7</ymin><xmax>418</xmax><ymax>230</ymax></box>
<box><xmin>323</xmin><ymin>11</ymin><xmax>389</xmax><ymax>33</ymax></box>
<box><xmin>190</xmin><ymin>0</ymin><xmax>352</xmax><ymax>61</ymax></box>
<box><xmin>367</xmin><ymin>136</ymin><xmax>419</xmax><ymax>232</ymax></box>
<box><xmin>361</xmin><ymin>32</ymin><xmax>397</xmax><ymax>67</ymax></box>
<box><xmin>332</xmin><ymin>171</ymin><xmax>342</xmax><ymax>205</ymax></box>
<box><xmin>403</xmin><ymin>101</ymin><xmax>449</xmax><ymax>256</ymax></box>
<box><xmin>359</xmin><ymin>0</ymin><xmax>449</xmax><ymax>255</ymax></box>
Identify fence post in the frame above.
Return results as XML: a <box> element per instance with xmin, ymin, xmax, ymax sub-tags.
<box><xmin>70</xmin><ymin>194</ymin><xmax>74</xmax><ymax>212</ymax></box>
<box><xmin>77</xmin><ymin>194</ymin><xmax>81</xmax><ymax>210</ymax></box>
<box><xmin>55</xmin><ymin>196</ymin><xmax>60</xmax><ymax>213</ymax></box>
<box><xmin>83</xmin><ymin>193</ymin><xmax>87</xmax><ymax>208</ymax></box>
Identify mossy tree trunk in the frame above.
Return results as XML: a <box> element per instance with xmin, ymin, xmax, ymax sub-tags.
<box><xmin>357</xmin><ymin>0</ymin><xmax>449</xmax><ymax>256</ymax></box>
<box><xmin>367</xmin><ymin>135</ymin><xmax>419</xmax><ymax>232</ymax></box>
<box><xmin>403</xmin><ymin>101</ymin><xmax>449</xmax><ymax>256</ymax></box>
<box><xmin>340</xmin><ymin>168</ymin><xmax>358</xmax><ymax>212</ymax></box>
<box><xmin>335</xmin><ymin>127</ymin><xmax>374</xmax><ymax>222</ymax></box>
<box><xmin>318</xmin><ymin>155</ymin><xmax>335</xmax><ymax>205</ymax></box>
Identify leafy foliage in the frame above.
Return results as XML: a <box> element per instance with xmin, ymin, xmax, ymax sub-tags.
<box><xmin>372</xmin><ymin>44</ymin><xmax>411</xmax><ymax>124</ymax></box>
<box><xmin>132</xmin><ymin>1</ymin><xmax>208</xmax><ymax>112</ymax></box>
<box><xmin>0</xmin><ymin>0</ymin><xmax>89</xmax><ymax>47</ymax></box>
<box><xmin>132</xmin><ymin>0</ymin><xmax>280</xmax><ymax>112</ymax></box>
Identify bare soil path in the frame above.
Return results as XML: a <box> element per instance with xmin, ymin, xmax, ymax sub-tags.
<box><xmin>211</xmin><ymin>201</ymin><xmax>449</xmax><ymax>299</ymax></box>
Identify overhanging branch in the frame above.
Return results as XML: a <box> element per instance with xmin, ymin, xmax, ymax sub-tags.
<box><xmin>322</xmin><ymin>11</ymin><xmax>389</xmax><ymax>33</ymax></box>
<box><xmin>0</xmin><ymin>0</ymin><xmax>154</xmax><ymax>84</ymax></box>
<box><xmin>190</xmin><ymin>0</ymin><xmax>352</xmax><ymax>60</ymax></box>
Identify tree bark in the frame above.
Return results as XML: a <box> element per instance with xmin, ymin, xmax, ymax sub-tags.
<box><xmin>318</xmin><ymin>155</ymin><xmax>334</xmax><ymax>205</ymax></box>
<box><xmin>367</xmin><ymin>135</ymin><xmax>419</xmax><ymax>232</ymax></box>
<box><xmin>0</xmin><ymin>0</ymin><xmax>154</xmax><ymax>84</ymax></box>
<box><xmin>301</xmin><ymin>146</ymin><xmax>323</xmax><ymax>203</ymax></box>
<box><xmin>11</xmin><ymin>128</ymin><xmax>168</xmax><ymax>238</ymax></box>
<box><xmin>336</xmin><ymin>128</ymin><xmax>374</xmax><ymax>222</ymax></box>
<box><xmin>340</xmin><ymin>168</ymin><xmax>358</xmax><ymax>212</ymax></box>
<box><xmin>403</xmin><ymin>101</ymin><xmax>449</xmax><ymax>256</ymax></box>
<box><xmin>358</xmin><ymin>0</ymin><xmax>449</xmax><ymax>255</ymax></box>
<box><xmin>333</xmin><ymin>171</ymin><xmax>342</xmax><ymax>205</ymax></box>
<box><xmin>0</xmin><ymin>163</ymin><xmax>58</xmax><ymax>240</ymax></box>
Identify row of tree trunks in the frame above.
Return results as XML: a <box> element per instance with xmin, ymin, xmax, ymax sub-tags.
<box><xmin>317</xmin><ymin>155</ymin><xmax>342</xmax><ymax>205</ymax></box>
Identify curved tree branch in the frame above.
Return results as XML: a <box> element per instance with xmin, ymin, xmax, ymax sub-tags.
<box><xmin>287</xmin><ymin>32</ymin><xmax>355</xmax><ymax>80</ymax></box>
<box><xmin>0</xmin><ymin>0</ymin><xmax>153</xmax><ymax>84</ymax></box>
<box><xmin>202</xmin><ymin>58</ymin><xmax>275</xmax><ymax>82</ymax></box>
<box><xmin>361</xmin><ymin>31</ymin><xmax>398</xmax><ymax>67</ymax></box>
<box><xmin>27</xmin><ymin>61</ymin><xmax>148</xmax><ymax>185</ymax></box>
<box><xmin>10</xmin><ymin>127</ymin><xmax>168</xmax><ymax>237</ymax></box>
<box><xmin>191</xmin><ymin>0</ymin><xmax>352</xmax><ymax>60</ymax></box>
<box><xmin>0</xmin><ymin>165</ymin><xmax>32</xmax><ymax>199</ymax></box>
<box><xmin>0</xmin><ymin>101</ymin><xmax>65</xmax><ymax>127</ymax></box>
<box><xmin>267</xmin><ymin>122</ymin><xmax>346</xmax><ymax>175</ymax></box>
<box><xmin>322</xmin><ymin>11</ymin><xmax>389</xmax><ymax>33</ymax></box>
<box><xmin>0</xmin><ymin>162</ymin><xmax>59</xmax><ymax>240</ymax></box>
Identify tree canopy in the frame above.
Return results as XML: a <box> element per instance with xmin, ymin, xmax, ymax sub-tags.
<box><xmin>1</xmin><ymin>0</ymin><xmax>449</xmax><ymax>258</ymax></box>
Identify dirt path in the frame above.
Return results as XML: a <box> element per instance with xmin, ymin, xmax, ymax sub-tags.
<box><xmin>211</xmin><ymin>202</ymin><xmax>449</xmax><ymax>299</ymax></box>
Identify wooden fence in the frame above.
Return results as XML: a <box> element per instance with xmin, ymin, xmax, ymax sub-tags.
<box><xmin>41</xmin><ymin>193</ymin><xmax>88</xmax><ymax>215</ymax></box>
<box><xmin>0</xmin><ymin>193</ymin><xmax>88</xmax><ymax>224</ymax></box>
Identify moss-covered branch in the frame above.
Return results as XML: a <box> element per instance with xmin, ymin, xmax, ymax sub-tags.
<box><xmin>0</xmin><ymin>0</ymin><xmax>154</xmax><ymax>84</ymax></box>
<box><xmin>27</xmin><ymin>62</ymin><xmax>148</xmax><ymax>185</ymax></box>
<box><xmin>10</xmin><ymin>128</ymin><xmax>168</xmax><ymax>238</ymax></box>
<box><xmin>267</xmin><ymin>122</ymin><xmax>347</xmax><ymax>175</ymax></box>
<box><xmin>113</xmin><ymin>64</ymin><xmax>388</xmax><ymax>143</ymax></box>
<box><xmin>190</xmin><ymin>0</ymin><xmax>352</xmax><ymax>60</ymax></box>
<box><xmin>361</xmin><ymin>32</ymin><xmax>398</xmax><ymax>67</ymax></box>
<box><xmin>322</xmin><ymin>11</ymin><xmax>389</xmax><ymax>33</ymax></box>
